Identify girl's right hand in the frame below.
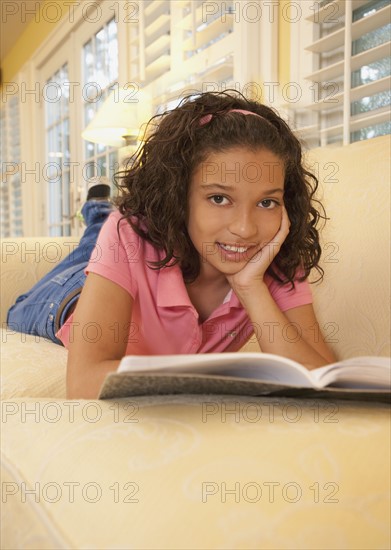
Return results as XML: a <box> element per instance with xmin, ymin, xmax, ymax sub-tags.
<box><xmin>226</xmin><ymin>205</ymin><xmax>291</xmax><ymax>299</ymax></box>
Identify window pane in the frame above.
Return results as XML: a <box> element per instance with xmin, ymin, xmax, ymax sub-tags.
<box><xmin>82</xmin><ymin>18</ymin><xmax>119</xmax><ymax>194</ymax></box>
<box><xmin>352</xmin><ymin>90</ymin><xmax>391</xmax><ymax>114</ymax></box>
<box><xmin>45</xmin><ymin>63</ymin><xmax>71</xmax><ymax>236</ymax></box>
<box><xmin>109</xmin><ymin>151</ymin><xmax>119</xmax><ymax>184</ymax></box>
<box><xmin>84</xmin><ymin>40</ymin><xmax>94</xmax><ymax>82</ymax></box>
<box><xmin>62</xmin><ymin>169</ymin><xmax>71</xmax><ymax>228</ymax></box>
<box><xmin>97</xmin><ymin>155</ymin><xmax>107</xmax><ymax>176</ymax></box>
<box><xmin>84</xmin><ymin>162</ymin><xmax>96</xmax><ymax>179</ymax></box>
<box><xmin>351</xmin><ymin>120</ymin><xmax>391</xmax><ymax>142</ymax></box>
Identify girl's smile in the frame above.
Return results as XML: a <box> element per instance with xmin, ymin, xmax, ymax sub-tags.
<box><xmin>187</xmin><ymin>147</ymin><xmax>285</xmax><ymax>282</ymax></box>
<box><xmin>216</xmin><ymin>241</ymin><xmax>258</xmax><ymax>263</ymax></box>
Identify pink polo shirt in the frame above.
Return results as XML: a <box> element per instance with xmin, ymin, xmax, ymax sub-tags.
<box><xmin>57</xmin><ymin>211</ymin><xmax>313</xmax><ymax>353</ymax></box>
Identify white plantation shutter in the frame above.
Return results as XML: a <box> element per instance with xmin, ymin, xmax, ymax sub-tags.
<box><xmin>178</xmin><ymin>0</ymin><xmax>234</xmax><ymax>85</ymax></box>
<box><xmin>0</xmin><ymin>107</ymin><xmax>9</xmax><ymax>238</ymax></box>
<box><xmin>128</xmin><ymin>0</ymin><xmax>171</xmax><ymax>85</ymax></box>
<box><xmin>291</xmin><ymin>0</ymin><xmax>390</xmax><ymax>147</ymax></box>
<box><xmin>140</xmin><ymin>0</ymin><xmax>171</xmax><ymax>84</ymax></box>
<box><xmin>0</xmin><ymin>96</ymin><xmax>23</xmax><ymax>238</ymax></box>
<box><xmin>130</xmin><ymin>0</ymin><xmax>237</xmax><ymax>109</ymax></box>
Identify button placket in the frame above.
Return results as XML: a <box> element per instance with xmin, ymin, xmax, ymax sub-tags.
<box><xmin>188</xmin><ymin>319</ymin><xmax>202</xmax><ymax>353</ymax></box>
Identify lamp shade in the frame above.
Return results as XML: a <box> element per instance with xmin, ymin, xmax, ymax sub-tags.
<box><xmin>81</xmin><ymin>88</ymin><xmax>152</xmax><ymax>147</ymax></box>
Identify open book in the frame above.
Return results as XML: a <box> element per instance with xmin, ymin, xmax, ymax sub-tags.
<box><xmin>98</xmin><ymin>353</ymin><xmax>391</xmax><ymax>402</ymax></box>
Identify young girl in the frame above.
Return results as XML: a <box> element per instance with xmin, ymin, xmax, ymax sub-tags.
<box><xmin>7</xmin><ymin>91</ymin><xmax>336</xmax><ymax>399</ymax></box>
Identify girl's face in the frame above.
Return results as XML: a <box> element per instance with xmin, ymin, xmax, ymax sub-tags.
<box><xmin>187</xmin><ymin>147</ymin><xmax>285</xmax><ymax>281</ymax></box>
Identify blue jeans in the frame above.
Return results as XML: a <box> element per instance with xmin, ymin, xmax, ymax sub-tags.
<box><xmin>7</xmin><ymin>201</ymin><xmax>113</xmax><ymax>345</ymax></box>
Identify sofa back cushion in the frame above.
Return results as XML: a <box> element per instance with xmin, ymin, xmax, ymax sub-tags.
<box><xmin>1</xmin><ymin>136</ymin><xmax>390</xmax><ymax>359</ymax></box>
<box><xmin>308</xmin><ymin>135</ymin><xmax>390</xmax><ymax>359</ymax></box>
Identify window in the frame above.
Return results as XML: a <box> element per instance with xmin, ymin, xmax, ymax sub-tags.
<box><xmin>45</xmin><ymin>64</ymin><xmax>71</xmax><ymax>237</ymax></box>
<box><xmin>33</xmin><ymin>2</ymin><xmax>121</xmax><ymax>236</ymax></box>
<box><xmin>290</xmin><ymin>0</ymin><xmax>391</xmax><ymax>147</ymax></box>
<box><xmin>5</xmin><ymin>0</ymin><xmax>273</xmax><ymax>236</ymax></box>
<box><xmin>83</xmin><ymin>18</ymin><xmax>119</xmax><ymax>189</ymax></box>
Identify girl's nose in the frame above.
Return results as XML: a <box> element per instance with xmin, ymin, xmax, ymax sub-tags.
<box><xmin>228</xmin><ymin>210</ymin><xmax>258</xmax><ymax>240</ymax></box>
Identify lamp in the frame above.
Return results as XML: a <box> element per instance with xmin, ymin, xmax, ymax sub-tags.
<box><xmin>81</xmin><ymin>87</ymin><xmax>152</xmax><ymax>148</ymax></box>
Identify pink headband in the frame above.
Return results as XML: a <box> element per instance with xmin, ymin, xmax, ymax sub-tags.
<box><xmin>199</xmin><ymin>109</ymin><xmax>264</xmax><ymax>126</ymax></box>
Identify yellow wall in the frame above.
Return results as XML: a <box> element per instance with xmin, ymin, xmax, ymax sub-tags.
<box><xmin>278</xmin><ymin>0</ymin><xmax>291</xmax><ymax>88</ymax></box>
<box><xmin>2</xmin><ymin>0</ymin><xmax>78</xmax><ymax>83</ymax></box>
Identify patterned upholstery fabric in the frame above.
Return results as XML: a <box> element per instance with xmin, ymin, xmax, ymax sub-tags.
<box><xmin>1</xmin><ymin>135</ymin><xmax>390</xmax><ymax>549</ymax></box>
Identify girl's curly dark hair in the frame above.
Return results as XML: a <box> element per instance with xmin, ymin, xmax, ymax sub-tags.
<box><xmin>115</xmin><ymin>90</ymin><xmax>326</xmax><ymax>286</ymax></box>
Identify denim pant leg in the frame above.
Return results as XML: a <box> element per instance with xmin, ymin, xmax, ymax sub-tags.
<box><xmin>7</xmin><ymin>201</ymin><xmax>113</xmax><ymax>344</ymax></box>
<box><xmin>7</xmin><ymin>267</ymin><xmax>87</xmax><ymax>345</ymax></box>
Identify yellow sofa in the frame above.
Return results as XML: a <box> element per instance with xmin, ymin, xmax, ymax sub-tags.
<box><xmin>1</xmin><ymin>136</ymin><xmax>390</xmax><ymax>549</ymax></box>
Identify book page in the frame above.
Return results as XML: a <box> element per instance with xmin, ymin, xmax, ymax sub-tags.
<box><xmin>310</xmin><ymin>356</ymin><xmax>391</xmax><ymax>389</ymax></box>
<box><xmin>118</xmin><ymin>353</ymin><xmax>315</xmax><ymax>387</ymax></box>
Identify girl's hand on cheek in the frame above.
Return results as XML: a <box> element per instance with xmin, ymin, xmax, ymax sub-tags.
<box><xmin>227</xmin><ymin>206</ymin><xmax>291</xmax><ymax>297</ymax></box>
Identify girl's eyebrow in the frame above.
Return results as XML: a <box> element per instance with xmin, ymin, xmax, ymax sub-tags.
<box><xmin>200</xmin><ymin>183</ymin><xmax>284</xmax><ymax>194</ymax></box>
<box><xmin>200</xmin><ymin>183</ymin><xmax>234</xmax><ymax>191</ymax></box>
<box><xmin>262</xmin><ymin>188</ymin><xmax>284</xmax><ymax>194</ymax></box>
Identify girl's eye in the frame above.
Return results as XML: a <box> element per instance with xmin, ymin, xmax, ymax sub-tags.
<box><xmin>259</xmin><ymin>199</ymin><xmax>278</xmax><ymax>209</ymax></box>
<box><xmin>210</xmin><ymin>195</ymin><xmax>229</xmax><ymax>205</ymax></box>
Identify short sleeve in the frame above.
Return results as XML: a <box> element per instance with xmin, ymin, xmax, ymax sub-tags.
<box><xmin>265</xmin><ymin>270</ymin><xmax>313</xmax><ymax>312</ymax></box>
<box><xmin>85</xmin><ymin>211</ymin><xmax>139</xmax><ymax>298</ymax></box>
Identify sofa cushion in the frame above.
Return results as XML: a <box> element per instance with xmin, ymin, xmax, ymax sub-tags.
<box><xmin>1</xmin><ymin>395</ymin><xmax>390</xmax><ymax>549</ymax></box>
<box><xmin>0</xmin><ymin>329</ymin><xmax>66</xmax><ymax>399</ymax></box>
